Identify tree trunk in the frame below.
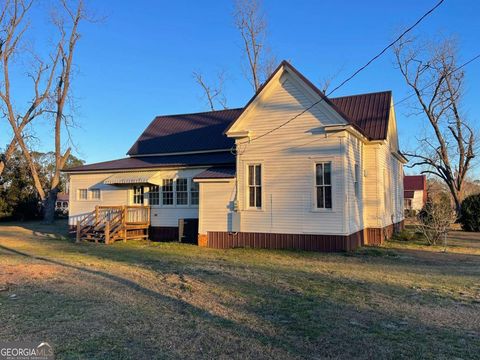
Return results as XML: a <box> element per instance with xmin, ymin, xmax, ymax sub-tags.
<box><xmin>43</xmin><ymin>188</ymin><xmax>59</xmax><ymax>224</ymax></box>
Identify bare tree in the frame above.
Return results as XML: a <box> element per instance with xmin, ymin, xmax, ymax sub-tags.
<box><xmin>394</xmin><ymin>37</ymin><xmax>476</xmax><ymax>213</ymax></box>
<box><xmin>0</xmin><ymin>0</ymin><xmax>60</xmax><ymax>196</ymax></box>
<box><xmin>319</xmin><ymin>65</ymin><xmax>345</xmax><ymax>94</ymax></box>
<box><xmin>234</xmin><ymin>0</ymin><xmax>275</xmax><ymax>92</ymax></box>
<box><xmin>41</xmin><ymin>0</ymin><xmax>86</xmax><ymax>223</ymax></box>
<box><xmin>0</xmin><ymin>0</ymin><xmax>86</xmax><ymax>223</ymax></box>
<box><xmin>193</xmin><ymin>70</ymin><xmax>228</xmax><ymax>111</ymax></box>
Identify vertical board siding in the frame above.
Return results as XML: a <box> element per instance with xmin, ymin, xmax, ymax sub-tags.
<box><xmin>206</xmin><ymin>230</ymin><xmax>364</xmax><ymax>252</ymax></box>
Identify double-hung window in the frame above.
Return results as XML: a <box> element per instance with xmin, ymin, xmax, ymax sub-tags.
<box><xmin>90</xmin><ymin>189</ymin><xmax>101</xmax><ymax>200</ymax></box>
<box><xmin>149</xmin><ymin>185</ymin><xmax>160</xmax><ymax>205</ymax></box>
<box><xmin>248</xmin><ymin>164</ymin><xmax>262</xmax><ymax>208</ymax></box>
<box><xmin>315</xmin><ymin>162</ymin><xmax>332</xmax><ymax>209</ymax></box>
<box><xmin>190</xmin><ymin>179</ymin><xmax>199</xmax><ymax>205</ymax></box>
<box><xmin>133</xmin><ymin>186</ymin><xmax>144</xmax><ymax>205</ymax></box>
<box><xmin>354</xmin><ymin>164</ymin><xmax>360</xmax><ymax>198</ymax></box>
<box><xmin>176</xmin><ymin>178</ymin><xmax>188</xmax><ymax>205</ymax></box>
<box><xmin>162</xmin><ymin>179</ymin><xmax>174</xmax><ymax>205</ymax></box>
<box><xmin>78</xmin><ymin>189</ymin><xmax>88</xmax><ymax>200</ymax></box>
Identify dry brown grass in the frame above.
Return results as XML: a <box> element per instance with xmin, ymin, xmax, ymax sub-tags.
<box><xmin>0</xmin><ymin>221</ymin><xmax>479</xmax><ymax>359</ymax></box>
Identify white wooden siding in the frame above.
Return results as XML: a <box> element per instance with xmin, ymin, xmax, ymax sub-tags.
<box><xmin>198</xmin><ymin>181</ymin><xmax>236</xmax><ymax>234</ymax></box>
<box><xmin>69</xmin><ymin>168</ymin><xmax>207</xmax><ymax>227</ymax></box>
<box><xmin>362</xmin><ymin>98</ymin><xmax>404</xmax><ymax>228</ymax></box>
<box><xmin>232</xmin><ymin>71</ymin><xmax>350</xmax><ymax>235</ymax></box>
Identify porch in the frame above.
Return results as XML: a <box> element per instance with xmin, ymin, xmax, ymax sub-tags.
<box><xmin>76</xmin><ymin>205</ymin><xmax>150</xmax><ymax>244</ymax></box>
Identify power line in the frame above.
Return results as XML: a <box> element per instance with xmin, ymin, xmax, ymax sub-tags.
<box><xmin>238</xmin><ymin>52</ymin><xmax>480</xmax><ymax>157</ymax></box>
<box><xmin>234</xmin><ymin>0</ymin><xmax>445</xmax><ymax>149</ymax></box>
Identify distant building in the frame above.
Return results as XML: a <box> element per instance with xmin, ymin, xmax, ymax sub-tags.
<box><xmin>55</xmin><ymin>193</ymin><xmax>69</xmax><ymax>214</ymax></box>
<box><xmin>404</xmin><ymin>175</ymin><xmax>427</xmax><ymax>212</ymax></box>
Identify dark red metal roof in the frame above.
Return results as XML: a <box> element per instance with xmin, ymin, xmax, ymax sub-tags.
<box><xmin>194</xmin><ymin>166</ymin><xmax>236</xmax><ymax>180</ymax></box>
<box><xmin>404</xmin><ymin>175</ymin><xmax>426</xmax><ymax>191</ymax></box>
<box><xmin>128</xmin><ymin>62</ymin><xmax>392</xmax><ymax>158</ymax></box>
<box><xmin>65</xmin><ymin>152</ymin><xmax>235</xmax><ymax>172</ymax></box>
<box><xmin>127</xmin><ymin>109</ymin><xmax>243</xmax><ymax>156</ymax></box>
<box><xmin>331</xmin><ymin>91</ymin><xmax>392</xmax><ymax>140</ymax></box>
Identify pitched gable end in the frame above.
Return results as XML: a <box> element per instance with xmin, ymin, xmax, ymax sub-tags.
<box><xmin>225</xmin><ymin>61</ymin><xmax>349</xmax><ymax>137</ymax></box>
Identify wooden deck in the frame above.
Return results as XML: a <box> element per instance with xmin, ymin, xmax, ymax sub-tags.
<box><xmin>76</xmin><ymin>205</ymin><xmax>150</xmax><ymax>244</ymax></box>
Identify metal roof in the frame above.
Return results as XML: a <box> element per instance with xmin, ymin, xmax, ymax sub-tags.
<box><xmin>331</xmin><ymin>91</ymin><xmax>392</xmax><ymax>140</ymax></box>
<box><xmin>404</xmin><ymin>175</ymin><xmax>426</xmax><ymax>191</ymax></box>
<box><xmin>127</xmin><ymin>109</ymin><xmax>243</xmax><ymax>156</ymax></box>
<box><xmin>103</xmin><ymin>171</ymin><xmax>168</xmax><ymax>185</ymax></box>
<box><xmin>194</xmin><ymin>166</ymin><xmax>236</xmax><ymax>180</ymax></box>
<box><xmin>65</xmin><ymin>152</ymin><xmax>235</xmax><ymax>173</ymax></box>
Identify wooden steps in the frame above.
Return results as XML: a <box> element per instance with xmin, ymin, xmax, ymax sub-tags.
<box><xmin>76</xmin><ymin>205</ymin><xmax>150</xmax><ymax>244</ymax></box>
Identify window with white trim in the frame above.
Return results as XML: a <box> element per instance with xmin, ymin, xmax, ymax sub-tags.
<box><xmin>190</xmin><ymin>179</ymin><xmax>199</xmax><ymax>205</ymax></box>
<box><xmin>162</xmin><ymin>179</ymin><xmax>174</xmax><ymax>205</ymax></box>
<box><xmin>78</xmin><ymin>189</ymin><xmax>88</xmax><ymax>200</ymax></box>
<box><xmin>248</xmin><ymin>164</ymin><xmax>262</xmax><ymax>208</ymax></box>
<box><xmin>176</xmin><ymin>178</ymin><xmax>188</xmax><ymax>205</ymax></box>
<box><xmin>133</xmin><ymin>186</ymin><xmax>144</xmax><ymax>205</ymax></box>
<box><xmin>315</xmin><ymin>162</ymin><xmax>332</xmax><ymax>209</ymax></box>
<box><xmin>354</xmin><ymin>163</ymin><xmax>360</xmax><ymax>198</ymax></box>
<box><xmin>149</xmin><ymin>185</ymin><xmax>160</xmax><ymax>205</ymax></box>
<box><xmin>90</xmin><ymin>189</ymin><xmax>101</xmax><ymax>200</ymax></box>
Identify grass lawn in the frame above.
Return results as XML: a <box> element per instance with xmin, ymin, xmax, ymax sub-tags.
<box><xmin>0</xmin><ymin>221</ymin><xmax>479</xmax><ymax>359</ymax></box>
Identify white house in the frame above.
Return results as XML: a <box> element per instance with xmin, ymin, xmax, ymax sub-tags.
<box><xmin>404</xmin><ymin>175</ymin><xmax>427</xmax><ymax>213</ymax></box>
<box><xmin>65</xmin><ymin>61</ymin><xmax>406</xmax><ymax>251</ymax></box>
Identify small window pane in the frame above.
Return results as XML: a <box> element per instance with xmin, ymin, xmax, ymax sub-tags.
<box><xmin>325</xmin><ymin>186</ymin><xmax>332</xmax><ymax>209</ymax></box>
<box><xmin>248</xmin><ymin>166</ymin><xmax>254</xmax><ymax>186</ymax></box>
<box><xmin>324</xmin><ymin>163</ymin><xmax>331</xmax><ymax>185</ymax></box>
<box><xmin>255</xmin><ymin>187</ymin><xmax>262</xmax><ymax>207</ymax></box>
<box><xmin>133</xmin><ymin>186</ymin><xmax>144</xmax><ymax>204</ymax></box>
<box><xmin>90</xmin><ymin>189</ymin><xmax>100</xmax><ymax>200</ymax></box>
<box><xmin>317</xmin><ymin>187</ymin><xmax>324</xmax><ymax>208</ymax></box>
<box><xmin>249</xmin><ymin>186</ymin><xmax>255</xmax><ymax>207</ymax></box>
<box><xmin>255</xmin><ymin>165</ymin><xmax>261</xmax><ymax>186</ymax></box>
<box><xmin>316</xmin><ymin>164</ymin><xmax>323</xmax><ymax>185</ymax></box>
<box><xmin>162</xmin><ymin>179</ymin><xmax>173</xmax><ymax>205</ymax></box>
<box><xmin>149</xmin><ymin>185</ymin><xmax>160</xmax><ymax>205</ymax></box>
<box><xmin>176</xmin><ymin>178</ymin><xmax>188</xmax><ymax>205</ymax></box>
<box><xmin>79</xmin><ymin>189</ymin><xmax>88</xmax><ymax>200</ymax></box>
<box><xmin>190</xmin><ymin>179</ymin><xmax>199</xmax><ymax>205</ymax></box>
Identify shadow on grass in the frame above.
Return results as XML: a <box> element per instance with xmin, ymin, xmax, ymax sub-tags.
<box><xmin>2</xmin><ymin>241</ymin><xmax>479</xmax><ymax>359</ymax></box>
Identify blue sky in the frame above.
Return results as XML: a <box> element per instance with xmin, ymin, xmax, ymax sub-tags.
<box><xmin>1</xmin><ymin>0</ymin><xmax>479</xmax><ymax>173</ymax></box>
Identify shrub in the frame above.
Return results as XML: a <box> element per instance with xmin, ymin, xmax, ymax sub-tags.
<box><xmin>459</xmin><ymin>194</ymin><xmax>480</xmax><ymax>232</ymax></box>
<box><xmin>393</xmin><ymin>230</ymin><xmax>416</xmax><ymax>242</ymax></box>
<box><xmin>416</xmin><ymin>195</ymin><xmax>456</xmax><ymax>245</ymax></box>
